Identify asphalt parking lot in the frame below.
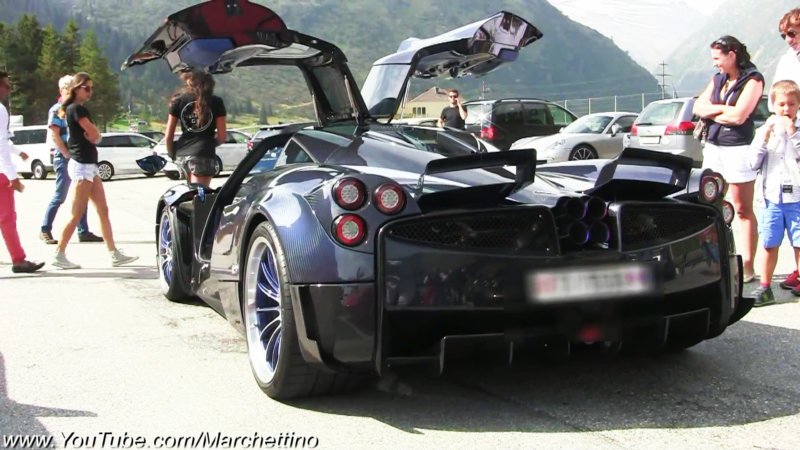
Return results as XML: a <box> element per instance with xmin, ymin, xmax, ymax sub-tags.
<box><xmin>1</xmin><ymin>173</ymin><xmax>800</xmax><ymax>449</ymax></box>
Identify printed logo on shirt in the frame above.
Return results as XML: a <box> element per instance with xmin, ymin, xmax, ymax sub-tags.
<box><xmin>180</xmin><ymin>101</ymin><xmax>213</xmax><ymax>133</ymax></box>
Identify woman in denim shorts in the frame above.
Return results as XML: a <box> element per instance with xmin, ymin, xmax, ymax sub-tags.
<box><xmin>164</xmin><ymin>70</ymin><xmax>227</xmax><ymax>187</ymax></box>
<box><xmin>51</xmin><ymin>72</ymin><xmax>138</xmax><ymax>269</ymax></box>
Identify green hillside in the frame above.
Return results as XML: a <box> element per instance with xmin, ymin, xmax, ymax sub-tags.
<box><xmin>2</xmin><ymin>0</ymin><xmax>659</xmax><ymax>120</ymax></box>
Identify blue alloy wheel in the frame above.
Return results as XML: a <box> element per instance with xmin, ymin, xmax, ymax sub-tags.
<box><xmin>245</xmin><ymin>236</ymin><xmax>282</xmax><ymax>384</ymax></box>
<box><xmin>159</xmin><ymin>211</ymin><xmax>173</xmax><ymax>286</ymax></box>
<box><xmin>157</xmin><ymin>208</ymin><xmax>191</xmax><ymax>302</ymax></box>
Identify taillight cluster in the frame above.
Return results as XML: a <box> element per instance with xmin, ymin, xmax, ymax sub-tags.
<box><xmin>480</xmin><ymin>125</ymin><xmax>498</xmax><ymax>141</ymax></box>
<box><xmin>699</xmin><ymin>172</ymin><xmax>727</xmax><ymax>204</ymax></box>
<box><xmin>246</xmin><ymin>140</ymin><xmax>254</xmax><ymax>152</ymax></box>
<box><xmin>331</xmin><ymin>177</ymin><xmax>406</xmax><ymax>246</ymax></box>
<box><xmin>553</xmin><ymin>196</ymin><xmax>611</xmax><ymax>248</ymax></box>
<box><xmin>664</xmin><ymin>121</ymin><xmax>695</xmax><ymax>136</ymax></box>
<box><xmin>630</xmin><ymin>123</ymin><xmax>638</xmax><ymax>136</ymax></box>
<box><xmin>699</xmin><ymin>171</ymin><xmax>734</xmax><ymax>225</ymax></box>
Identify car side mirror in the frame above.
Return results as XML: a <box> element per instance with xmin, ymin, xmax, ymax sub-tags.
<box><xmin>610</xmin><ymin>124</ymin><xmax>622</xmax><ymax>136</ymax></box>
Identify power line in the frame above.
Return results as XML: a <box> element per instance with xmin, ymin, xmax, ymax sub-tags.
<box><xmin>656</xmin><ymin>61</ymin><xmax>671</xmax><ymax>99</ymax></box>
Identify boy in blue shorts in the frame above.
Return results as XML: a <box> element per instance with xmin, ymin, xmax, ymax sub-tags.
<box><xmin>749</xmin><ymin>79</ymin><xmax>800</xmax><ymax>307</ymax></box>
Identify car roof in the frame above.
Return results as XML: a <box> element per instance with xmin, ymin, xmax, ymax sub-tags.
<box><xmin>464</xmin><ymin>98</ymin><xmax>554</xmax><ymax>105</ymax></box>
<box><xmin>10</xmin><ymin>125</ymin><xmax>49</xmax><ymax>131</ymax></box>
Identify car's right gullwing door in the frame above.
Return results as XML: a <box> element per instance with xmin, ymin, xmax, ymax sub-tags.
<box><xmin>361</xmin><ymin>12</ymin><xmax>542</xmax><ymax>122</ymax></box>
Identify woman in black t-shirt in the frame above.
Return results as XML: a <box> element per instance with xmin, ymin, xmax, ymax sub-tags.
<box><xmin>51</xmin><ymin>72</ymin><xmax>138</xmax><ymax>270</ymax></box>
<box><xmin>164</xmin><ymin>70</ymin><xmax>227</xmax><ymax>186</ymax></box>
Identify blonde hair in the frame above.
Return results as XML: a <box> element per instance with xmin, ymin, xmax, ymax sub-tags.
<box><xmin>771</xmin><ymin>79</ymin><xmax>800</xmax><ymax>103</ymax></box>
<box><xmin>58</xmin><ymin>74</ymin><xmax>74</xmax><ymax>90</ymax></box>
<box><xmin>779</xmin><ymin>8</ymin><xmax>800</xmax><ymax>33</ymax></box>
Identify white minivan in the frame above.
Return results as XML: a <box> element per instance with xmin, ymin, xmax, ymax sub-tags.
<box><xmin>96</xmin><ymin>132</ymin><xmax>160</xmax><ymax>181</ymax></box>
<box><xmin>10</xmin><ymin>125</ymin><xmax>53</xmax><ymax>179</ymax></box>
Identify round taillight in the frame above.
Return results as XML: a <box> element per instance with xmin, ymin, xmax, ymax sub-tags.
<box><xmin>722</xmin><ymin>200</ymin><xmax>735</xmax><ymax>225</ymax></box>
<box><xmin>333</xmin><ymin>214</ymin><xmax>366</xmax><ymax>246</ymax></box>
<box><xmin>700</xmin><ymin>176</ymin><xmax>719</xmax><ymax>203</ymax></box>
<box><xmin>333</xmin><ymin>178</ymin><xmax>367</xmax><ymax>210</ymax></box>
<box><xmin>374</xmin><ymin>183</ymin><xmax>406</xmax><ymax>215</ymax></box>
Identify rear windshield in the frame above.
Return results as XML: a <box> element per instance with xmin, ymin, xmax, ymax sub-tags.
<box><xmin>465</xmin><ymin>103</ymin><xmax>492</xmax><ymax>126</ymax></box>
<box><xmin>636</xmin><ymin>101</ymin><xmax>683</xmax><ymax>126</ymax></box>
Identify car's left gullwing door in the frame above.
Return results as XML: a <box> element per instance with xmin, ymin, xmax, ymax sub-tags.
<box><xmin>121</xmin><ymin>0</ymin><xmax>368</xmax><ymax>127</ymax></box>
<box><xmin>362</xmin><ymin>11</ymin><xmax>542</xmax><ymax>122</ymax></box>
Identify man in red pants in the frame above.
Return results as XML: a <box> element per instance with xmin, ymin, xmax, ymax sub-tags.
<box><xmin>0</xmin><ymin>71</ymin><xmax>44</xmax><ymax>273</ymax></box>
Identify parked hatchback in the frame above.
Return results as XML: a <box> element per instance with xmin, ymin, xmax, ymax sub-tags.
<box><xmin>463</xmin><ymin>98</ymin><xmax>578</xmax><ymax>150</ymax></box>
<box><xmin>627</xmin><ymin>97</ymin><xmax>703</xmax><ymax>163</ymax></box>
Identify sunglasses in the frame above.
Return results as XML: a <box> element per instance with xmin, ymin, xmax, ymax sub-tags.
<box><xmin>781</xmin><ymin>30</ymin><xmax>798</xmax><ymax>40</ymax></box>
<box><xmin>79</xmin><ymin>85</ymin><xmax>93</xmax><ymax>92</ymax></box>
<box><xmin>713</xmin><ymin>38</ymin><xmax>730</xmax><ymax>50</ymax></box>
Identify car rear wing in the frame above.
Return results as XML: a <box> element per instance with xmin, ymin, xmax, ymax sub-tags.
<box><xmin>415</xmin><ymin>149</ymin><xmax>536</xmax><ymax>210</ymax></box>
<box><xmin>586</xmin><ymin>147</ymin><xmax>694</xmax><ymax>200</ymax></box>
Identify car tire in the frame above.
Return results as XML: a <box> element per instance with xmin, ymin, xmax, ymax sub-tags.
<box><xmin>20</xmin><ymin>173</ymin><xmax>32</xmax><ymax>180</ymax></box>
<box><xmin>32</xmin><ymin>161</ymin><xmax>47</xmax><ymax>180</ymax></box>
<box><xmin>243</xmin><ymin>221</ymin><xmax>363</xmax><ymax>399</ymax></box>
<box><xmin>164</xmin><ymin>171</ymin><xmax>181</xmax><ymax>180</ymax></box>
<box><xmin>157</xmin><ymin>208</ymin><xmax>193</xmax><ymax>302</ymax></box>
<box><xmin>568</xmin><ymin>145</ymin><xmax>598</xmax><ymax>160</ymax></box>
<box><xmin>213</xmin><ymin>156</ymin><xmax>223</xmax><ymax>177</ymax></box>
<box><xmin>143</xmin><ymin>171</ymin><xmax>156</xmax><ymax>178</ymax></box>
<box><xmin>98</xmin><ymin>161</ymin><xmax>114</xmax><ymax>181</ymax></box>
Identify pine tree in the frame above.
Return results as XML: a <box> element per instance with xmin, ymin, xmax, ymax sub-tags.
<box><xmin>77</xmin><ymin>30</ymin><xmax>121</xmax><ymax>131</ymax></box>
<box><xmin>37</xmin><ymin>25</ymin><xmax>67</xmax><ymax>105</ymax></box>
<box><xmin>5</xmin><ymin>14</ymin><xmax>44</xmax><ymax>122</ymax></box>
<box><xmin>62</xmin><ymin>20</ymin><xmax>81</xmax><ymax>73</ymax></box>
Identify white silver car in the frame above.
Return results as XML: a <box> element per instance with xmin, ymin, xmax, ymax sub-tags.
<box><xmin>96</xmin><ymin>132</ymin><xmax>160</xmax><ymax>181</ymax></box>
<box><xmin>510</xmin><ymin>112</ymin><xmax>638</xmax><ymax>163</ymax></box>
<box><xmin>10</xmin><ymin>125</ymin><xmax>53</xmax><ymax>179</ymax></box>
<box><xmin>155</xmin><ymin>130</ymin><xmax>251</xmax><ymax>180</ymax></box>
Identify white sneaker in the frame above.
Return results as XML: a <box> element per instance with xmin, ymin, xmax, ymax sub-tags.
<box><xmin>110</xmin><ymin>249</ymin><xmax>138</xmax><ymax>267</ymax></box>
<box><xmin>52</xmin><ymin>252</ymin><xmax>81</xmax><ymax>270</ymax></box>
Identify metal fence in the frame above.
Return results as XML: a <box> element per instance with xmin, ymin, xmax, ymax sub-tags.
<box><xmin>554</xmin><ymin>92</ymin><xmax>675</xmax><ymax>117</ymax></box>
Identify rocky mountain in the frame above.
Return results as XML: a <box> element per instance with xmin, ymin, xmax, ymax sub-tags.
<box><xmin>665</xmin><ymin>0</ymin><xmax>797</xmax><ymax>96</ymax></box>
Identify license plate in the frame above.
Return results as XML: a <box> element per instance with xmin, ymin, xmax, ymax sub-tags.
<box><xmin>528</xmin><ymin>264</ymin><xmax>654</xmax><ymax>303</ymax></box>
<box><xmin>639</xmin><ymin>136</ymin><xmax>660</xmax><ymax>145</ymax></box>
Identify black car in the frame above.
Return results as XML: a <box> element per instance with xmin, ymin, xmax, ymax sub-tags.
<box><xmin>124</xmin><ymin>0</ymin><xmax>751</xmax><ymax>399</ymax></box>
<box><xmin>463</xmin><ymin>98</ymin><xmax>578</xmax><ymax>150</ymax></box>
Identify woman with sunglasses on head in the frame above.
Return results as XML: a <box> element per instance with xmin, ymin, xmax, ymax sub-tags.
<box><xmin>693</xmin><ymin>35</ymin><xmax>765</xmax><ymax>284</ymax></box>
<box><xmin>165</xmin><ymin>69</ymin><xmax>226</xmax><ymax>187</ymax></box>
<box><xmin>51</xmin><ymin>72</ymin><xmax>138</xmax><ymax>269</ymax></box>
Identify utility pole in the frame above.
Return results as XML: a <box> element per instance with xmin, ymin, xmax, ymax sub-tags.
<box><xmin>656</xmin><ymin>61</ymin><xmax>671</xmax><ymax>99</ymax></box>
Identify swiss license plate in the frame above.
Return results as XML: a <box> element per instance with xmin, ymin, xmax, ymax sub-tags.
<box><xmin>639</xmin><ymin>136</ymin><xmax>660</xmax><ymax>145</ymax></box>
<box><xmin>528</xmin><ymin>264</ymin><xmax>654</xmax><ymax>303</ymax></box>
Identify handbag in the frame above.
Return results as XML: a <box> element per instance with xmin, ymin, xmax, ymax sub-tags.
<box><xmin>693</xmin><ymin>119</ymin><xmax>708</xmax><ymax>141</ymax></box>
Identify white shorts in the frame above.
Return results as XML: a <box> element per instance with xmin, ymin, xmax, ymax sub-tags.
<box><xmin>67</xmin><ymin>159</ymin><xmax>99</xmax><ymax>181</ymax></box>
<box><xmin>701</xmin><ymin>142</ymin><xmax>757</xmax><ymax>183</ymax></box>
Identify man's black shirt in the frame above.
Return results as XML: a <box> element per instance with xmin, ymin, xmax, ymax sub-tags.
<box><xmin>440</xmin><ymin>106</ymin><xmax>465</xmax><ymax>129</ymax></box>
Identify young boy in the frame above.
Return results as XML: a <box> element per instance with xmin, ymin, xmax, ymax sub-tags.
<box><xmin>749</xmin><ymin>79</ymin><xmax>800</xmax><ymax>307</ymax></box>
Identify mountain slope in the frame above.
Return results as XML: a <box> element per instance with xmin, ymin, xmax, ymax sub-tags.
<box><xmin>547</xmin><ymin>0</ymin><xmax>708</xmax><ymax>71</ymax></box>
<box><xmin>3</xmin><ymin>0</ymin><xmax>659</xmax><ymax>118</ymax></box>
<box><xmin>666</xmin><ymin>0</ymin><xmax>796</xmax><ymax>96</ymax></box>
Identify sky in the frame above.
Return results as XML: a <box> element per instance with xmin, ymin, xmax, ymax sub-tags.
<box><xmin>544</xmin><ymin>0</ymin><xmax>729</xmax><ymax>70</ymax></box>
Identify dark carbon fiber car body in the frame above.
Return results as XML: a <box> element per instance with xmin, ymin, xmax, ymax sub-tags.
<box><xmin>126</xmin><ymin>0</ymin><xmax>751</xmax><ymax>398</ymax></box>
